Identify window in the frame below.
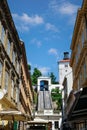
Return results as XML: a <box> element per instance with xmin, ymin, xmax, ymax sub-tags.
<box><xmin>1</xmin><ymin>25</ymin><xmax>5</xmax><ymax>44</ymax></box>
<box><xmin>65</xmin><ymin>64</ymin><xmax>68</xmax><ymax>68</ymax></box>
<box><xmin>5</xmin><ymin>71</ymin><xmax>9</xmax><ymax>91</ymax></box>
<box><xmin>7</xmin><ymin>39</ymin><xmax>11</xmax><ymax>56</ymax></box>
<box><xmin>76</xmin><ymin>53</ymin><xmax>78</xmax><ymax>64</ymax></box>
<box><xmin>76</xmin><ymin>122</ymin><xmax>85</xmax><ymax>130</ymax></box>
<box><xmin>16</xmin><ymin>61</ymin><xmax>19</xmax><ymax>73</ymax></box>
<box><xmin>78</xmin><ymin>71</ymin><xmax>83</xmax><ymax>90</ymax></box>
<box><xmin>80</xmin><ymin>72</ymin><xmax>82</xmax><ymax>84</ymax></box>
<box><xmin>11</xmin><ymin>79</ymin><xmax>14</xmax><ymax>98</ymax></box>
<box><xmin>64</xmin><ymin>80</ymin><xmax>67</xmax><ymax>97</ymax></box>
<box><xmin>0</xmin><ymin>21</ymin><xmax>2</xmax><ymax>42</ymax></box>
<box><xmin>55</xmin><ymin>121</ymin><xmax>59</xmax><ymax>129</ymax></box>
<box><xmin>65</xmin><ymin>70</ymin><xmax>67</xmax><ymax>72</ymax></box>
<box><xmin>12</xmin><ymin>50</ymin><xmax>15</xmax><ymax>65</ymax></box>
<box><xmin>76</xmin><ymin>44</ymin><xmax>81</xmax><ymax>64</ymax></box>
<box><xmin>0</xmin><ymin>62</ymin><xmax>2</xmax><ymax>86</ymax></box>
<box><xmin>82</xmin><ymin>30</ymin><xmax>84</xmax><ymax>46</ymax></box>
<box><xmin>83</xmin><ymin>62</ymin><xmax>87</xmax><ymax>79</ymax></box>
<box><xmin>77</xmin><ymin>44</ymin><xmax>80</xmax><ymax>57</ymax></box>
<box><xmin>16</xmin><ymin>86</ymin><xmax>19</xmax><ymax>103</ymax></box>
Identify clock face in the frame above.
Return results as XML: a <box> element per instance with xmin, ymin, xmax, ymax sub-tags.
<box><xmin>0</xmin><ymin>89</ymin><xmax>4</xmax><ymax>99</ymax></box>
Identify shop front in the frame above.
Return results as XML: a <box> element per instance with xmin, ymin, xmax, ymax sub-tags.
<box><xmin>0</xmin><ymin>110</ymin><xmax>28</xmax><ymax>130</ymax></box>
<box><xmin>67</xmin><ymin>87</ymin><xmax>87</xmax><ymax>130</ymax></box>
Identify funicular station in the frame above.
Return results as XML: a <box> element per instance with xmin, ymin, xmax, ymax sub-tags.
<box><xmin>28</xmin><ymin>77</ymin><xmax>62</xmax><ymax>130</ymax></box>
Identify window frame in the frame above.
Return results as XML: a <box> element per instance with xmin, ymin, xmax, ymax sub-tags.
<box><xmin>0</xmin><ymin>61</ymin><xmax>3</xmax><ymax>86</ymax></box>
<box><xmin>7</xmin><ymin>38</ymin><xmax>11</xmax><ymax>56</ymax></box>
<box><xmin>4</xmin><ymin>70</ymin><xmax>9</xmax><ymax>91</ymax></box>
<box><xmin>1</xmin><ymin>24</ymin><xmax>5</xmax><ymax>44</ymax></box>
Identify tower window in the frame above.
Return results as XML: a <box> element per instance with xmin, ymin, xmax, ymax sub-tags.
<box><xmin>65</xmin><ymin>64</ymin><xmax>68</xmax><ymax>68</ymax></box>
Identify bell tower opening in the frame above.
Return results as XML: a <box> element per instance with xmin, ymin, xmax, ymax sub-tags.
<box><xmin>40</xmin><ymin>80</ymin><xmax>48</xmax><ymax>91</ymax></box>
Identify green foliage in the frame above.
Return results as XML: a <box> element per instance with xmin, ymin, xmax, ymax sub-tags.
<box><xmin>49</xmin><ymin>72</ymin><xmax>59</xmax><ymax>84</ymax></box>
<box><xmin>28</xmin><ymin>64</ymin><xmax>31</xmax><ymax>71</ymax></box>
<box><xmin>51</xmin><ymin>88</ymin><xmax>62</xmax><ymax>110</ymax></box>
<box><xmin>31</xmin><ymin>68</ymin><xmax>42</xmax><ymax>86</ymax></box>
<box><xmin>33</xmin><ymin>91</ymin><xmax>37</xmax><ymax>104</ymax></box>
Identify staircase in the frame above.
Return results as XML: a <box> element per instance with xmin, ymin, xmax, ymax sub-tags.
<box><xmin>38</xmin><ymin>90</ymin><xmax>53</xmax><ymax>113</ymax></box>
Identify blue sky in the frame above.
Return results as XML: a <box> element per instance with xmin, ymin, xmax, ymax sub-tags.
<box><xmin>7</xmin><ymin>0</ymin><xmax>82</xmax><ymax>81</ymax></box>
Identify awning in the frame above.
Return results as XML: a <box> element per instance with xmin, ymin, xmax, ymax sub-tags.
<box><xmin>28</xmin><ymin>117</ymin><xmax>49</xmax><ymax>124</ymax></box>
<box><xmin>0</xmin><ymin>110</ymin><xmax>28</xmax><ymax>121</ymax></box>
<box><xmin>68</xmin><ymin>87</ymin><xmax>87</xmax><ymax>121</ymax></box>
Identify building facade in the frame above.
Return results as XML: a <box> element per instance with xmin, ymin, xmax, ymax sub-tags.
<box><xmin>0</xmin><ymin>0</ymin><xmax>21</xmax><ymax>111</ymax></box>
<box><xmin>19</xmin><ymin>42</ymin><xmax>34</xmax><ymax>130</ymax></box>
<box><xmin>63</xmin><ymin>0</ymin><xmax>87</xmax><ymax>129</ymax></box>
<box><xmin>58</xmin><ymin>52</ymin><xmax>73</xmax><ymax>129</ymax></box>
<box><xmin>62</xmin><ymin>70</ymin><xmax>73</xmax><ymax>123</ymax></box>
<box><xmin>0</xmin><ymin>0</ymin><xmax>33</xmax><ymax>129</ymax></box>
<box><xmin>34</xmin><ymin>76</ymin><xmax>62</xmax><ymax>130</ymax></box>
<box><xmin>21</xmin><ymin>42</ymin><xmax>33</xmax><ymax>117</ymax></box>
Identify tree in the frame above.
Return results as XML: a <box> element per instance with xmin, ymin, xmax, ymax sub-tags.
<box><xmin>31</xmin><ymin>68</ymin><xmax>42</xmax><ymax>86</ymax></box>
<box><xmin>27</xmin><ymin>64</ymin><xmax>31</xmax><ymax>71</ymax></box>
<box><xmin>49</xmin><ymin>72</ymin><xmax>58</xmax><ymax>84</ymax></box>
<box><xmin>51</xmin><ymin>88</ymin><xmax>62</xmax><ymax>110</ymax></box>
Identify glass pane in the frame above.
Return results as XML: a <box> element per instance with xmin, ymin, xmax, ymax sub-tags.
<box><xmin>7</xmin><ymin>40</ymin><xmax>11</xmax><ymax>56</ymax></box>
<box><xmin>17</xmin><ymin>61</ymin><xmax>19</xmax><ymax>73</ymax></box>
<box><xmin>0</xmin><ymin>21</ymin><xmax>2</xmax><ymax>40</ymax></box>
<box><xmin>11</xmin><ymin>80</ymin><xmax>14</xmax><ymax>98</ymax></box>
<box><xmin>1</xmin><ymin>26</ymin><xmax>5</xmax><ymax>44</ymax></box>
<box><xmin>16</xmin><ymin>86</ymin><xmax>19</xmax><ymax>103</ymax></box>
<box><xmin>84</xmin><ymin>62</ymin><xmax>87</xmax><ymax>79</ymax></box>
<box><xmin>0</xmin><ymin>62</ymin><xmax>2</xmax><ymax>85</ymax></box>
<box><xmin>12</xmin><ymin>51</ymin><xmax>15</xmax><ymax>65</ymax></box>
<box><xmin>55</xmin><ymin>121</ymin><xmax>59</xmax><ymax>128</ymax></box>
<box><xmin>82</xmin><ymin>31</ymin><xmax>84</xmax><ymax>46</ymax></box>
<box><xmin>5</xmin><ymin>71</ymin><xmax>9</xmax><ymax>90</ymax></box>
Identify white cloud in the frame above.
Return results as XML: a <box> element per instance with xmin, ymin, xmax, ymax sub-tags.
<box><xmin>48</xmin><ymin>48</ymin><xmax>58</xmax><ymax>56</ymax></box>
<box><xmin>30</xmin><ymin>38</ymin><xmax>42</xmax><ymax>48</ymax></box>
<box><xmin>20</xmin><ymin>13</ymin><xmax>44</xmax><ymax>25</ymax></box>
<box><xmin>39</xmin><ymin>67</ymin><xmax>50</xmax><ymax>75</ymax></box>
<box><xmin>45</xmin><ymin>23</ymin><xmax>58</xmax><ymax>32</ymax></box>
<box><xmin>59</xmin><ymin>2</ymin><xmax>78</xmax><ymax>15</ymax></box>
<box><xmin>49</xmin><ymin>0</ymin><xmax>79</xmax><ymax>16</ymax></box>
<box><xmin>31</xmin><ymin>65</ymin><xmax>50</xmax><ymax>75</ymax></box>
<box><xmin>12</xmin><ymin>13</ymin><xmax>44</xmax><ymax>32</ymax></box>
<box><xmin>49</xmin><ymin>0</ymin><xmax>79</xmax><ymax>26</ymax></box>
<box><xmin>18</xmin><ymin>25</ymin><xmax>29</xmax><ymax>32</ymax></box>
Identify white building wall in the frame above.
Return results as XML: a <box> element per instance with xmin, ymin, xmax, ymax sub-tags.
<box><xmin>60</xmin><ymin>63</ymin><xmax>73</xmax><ymax>124</ymax></box>
<box><xmin>37</xmin><ymin>76</ymin><xmax>51</xmax><ymax>91</ymax></box>
<box><xmin>58</xmin><ymin>61</ymin><xmax>72</xmax><ymax>85</ymax></box>
<box><xmin>66</xmin><ymin>71</ymin><xmax>73</xmax><ymax>96</ymax></box>
<box><xmin>37</xmin><ymin>76</ymin><xmax>62</xmax><ymax>130</ymax></box>
<box><xmin>49</xmin><ymin>84</ymin><xmax>63</xmax><ymax>92</ymax></box>
<box><xmin>37</xmin><ymin>77</ymin><xmax>63</xmax><ymax>92</ymax></box>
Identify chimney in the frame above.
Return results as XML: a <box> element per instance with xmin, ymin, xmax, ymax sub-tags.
<box><xmin>63</xmin><ymin>52</ymin><xmax>69</xmax><ymax>60</ymax></box>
